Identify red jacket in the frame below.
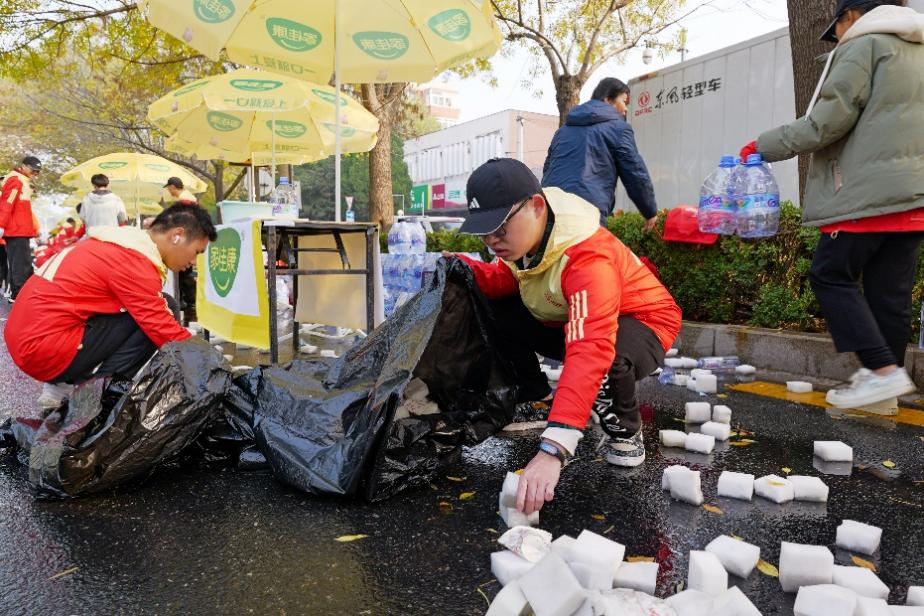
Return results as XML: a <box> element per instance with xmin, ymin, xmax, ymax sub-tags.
<box><xmin>4</xmin><ymin>226</ymin><xmax>191</xmax><ymax>382</ymax></box>
<box><xmin>820</xmin><ymin>207</ymin><xmax>924</xmax><ymax>233</ymax></box>
<box><xmin>458</xmin><ymin>188</ymin><xmax>681</xmax><ymax>434</ymax></box>
<box><xmin>0</xmin><ymin>170</ymin><xmax>38</xmax><ymax>238</ymax></box>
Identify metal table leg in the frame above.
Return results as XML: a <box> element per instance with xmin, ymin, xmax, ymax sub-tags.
<box><xmin>267</xmin><ymin>226</ymin><xmax>278</xmax><ymax>364</ymax></box>
<box><xmin>365</xmin><ymin>228</ymin><xmax>375</xmax><ymax>334</ymax></box>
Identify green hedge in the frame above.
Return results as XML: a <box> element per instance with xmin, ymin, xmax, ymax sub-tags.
<box><xmin>406</xmin><ymin>202</ymin><xmax>924</xmax><ymax>343</ymax></box>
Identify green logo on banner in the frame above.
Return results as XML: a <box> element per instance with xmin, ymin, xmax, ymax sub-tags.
<box><xmin>144</xmin><ymin>163</ymin><xmax>171</xmax><ymax>172</ymax></box>
<box><xmin>173</xmin><ymin>80</ymin><xmax>210</xmax><ymax>97</ymax></box>
<box><xmin>428</xmin><ymin>9</ymin><xmax>472</xmax><ymax>42</ymax></box>
<box><xmin>266</xmin><ymin>120</ymin><xmax>307</xmax><ymax>139</ymax></box>
<box><xmin>208</xmin><ymin>228</ymin><xmax>242</xmax><ymax>297</ymax></box>
<box><xmin>353</xmin><ymin>31</ymin><xmax>409</xmax><ymax>60</ymax></box>
<box><xmin>99</xmin><ymin>162</ymin><xmax>128</xmax><ymax>170</ymax></box>
<box><xmin>266</xmin><ymin>18</ymin><xmax>322</xmax><ymax>52</ymax></box>
<box><xmin>322</xmin><ymin>122</ymin><xmax>356</xmax><ymax>138</ymax></box>
<box><xmin>193</xmin><ymin>0</ymin><xmax>235</xmax><ymax>24</ymax></box>
<box><xmin>312</xmin><ymin>88</ymin><xmax>347</xmax><ymax>107</ymax></box>
<box><xmin>230</xmin><ymin>78</ymin><xmax>283</xmax><ymax>92</ymax></box>
<box><xmin>208</xmin><ymin>111</ymin><xmax>243</xmax><ymax>132</ymax></box>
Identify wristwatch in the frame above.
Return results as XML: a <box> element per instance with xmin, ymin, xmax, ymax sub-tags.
<box><xmin>538</xmin><ymin>440</ymin><xmax>567</xmax><ymax>464</ymax></box>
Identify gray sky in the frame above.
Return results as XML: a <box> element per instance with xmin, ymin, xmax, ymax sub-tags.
<box><xmin>437</xmin><ymin>0</ymin><xmax>790</xmax><ymax>122</ymax></box>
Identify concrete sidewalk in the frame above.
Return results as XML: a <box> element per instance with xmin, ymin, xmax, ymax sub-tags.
<box><xmin>676</xmin><ymin>322</ymin><xmax>924</xmax><ymax>389</ymax></box>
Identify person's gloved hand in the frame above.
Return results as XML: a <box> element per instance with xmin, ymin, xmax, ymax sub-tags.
<box><xmin>739</xmin><ymin>140</ymin><xmax>759</xmax><ymax>162</ymax></box>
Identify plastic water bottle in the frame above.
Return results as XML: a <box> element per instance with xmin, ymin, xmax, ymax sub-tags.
<box><xmin>696</xmin><ymin>356</ymin><xmax>740</xmax><ymax>371</ymax></box>
<box><xmin>698</xmin><ymin>156</ymin><xmax>738</xmax><ymax>235</ymax></box>
<box><xmin>268</xmin><ymin>177</ymin><xmax>299</xmax><ymax>218</ymax></box>
<box><xmin>736</xmin><ymin>154</ymin><xmax>780</xmax><ymax>238</ymax></box>
<box><xmin>658</xmin><ymin>366</ymin><xmax>676</xmax><ymax>385</ymax></box>
<box><xmin>408</xmin><ymin>218</ymin><xmax>427</xmax><ymax>255</ymax></box>
<box><xmin>388</xmin><ymin>221</ymin><xmax>412</xmax><ymax>255</ymax></box>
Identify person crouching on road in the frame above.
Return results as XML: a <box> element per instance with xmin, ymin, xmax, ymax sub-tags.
<box><xmin>447</xmin><ymin>158</ymin><xmax>681</xmax><ymax>515</ymax></box>
<box><xmin>3</xmin><ymin>204</ymin><xmax>217</xmax><ymax>408</ymax></box>
<box><xmin>739</xmin><ymin>0</ymin><xmax>924</xmax><ymax>410</ymax></box>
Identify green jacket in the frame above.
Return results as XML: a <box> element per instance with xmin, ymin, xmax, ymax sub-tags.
<box><xmin>758</xmin><ymin>6</ymin><xmax>924</xmax><ymax>227</ymax></box>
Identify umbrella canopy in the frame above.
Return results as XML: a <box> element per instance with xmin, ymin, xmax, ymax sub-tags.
<box><xmin>148</xmin><ymin>69</ymin><xmax>379</xmax><ymax>163</ymax></box>
<box><xmin>61</xmin><ymin>153</ymin><xmax>206</xmax><ymax>203</ymax></box>
<box><xmin>139</xmin><ymin>0</ymin><xmax>502</xmax><ymax>84</ymax></box>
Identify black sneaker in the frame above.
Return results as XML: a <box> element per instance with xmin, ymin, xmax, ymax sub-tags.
<box><xmin>605</xmin><ymin>430</ymin><xmax>646</xmax><ymax>467</ymax></box>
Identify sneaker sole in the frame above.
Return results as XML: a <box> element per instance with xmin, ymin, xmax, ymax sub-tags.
<box><xmin>605</xmin><ymin>452</ymin><xmax>646</xmax><ymax>467</ymax></box>
<box><xmin>827</xmin><ymin>382</ymin><xmax>915</xmax><ymax>409</ymax></box>
<box><xmin>847</xmin><ymin>398</ymin><xmax>899</xmax><ymax>417</ymax></box>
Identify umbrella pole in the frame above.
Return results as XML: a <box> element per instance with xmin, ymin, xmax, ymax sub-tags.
<box><xmin>335</xmin><ymin>0</ymin><xmax>342</xmax><ymax>223</ymax></box>
<box><xmin>271</xmin><ymin>112</ymin><xmax>277</xmax><ymax>189</ymax></box>
<box><xmin>250</xmin><ymin>154</ymin><xmax>256</xmax><ymax>202</ymax></box>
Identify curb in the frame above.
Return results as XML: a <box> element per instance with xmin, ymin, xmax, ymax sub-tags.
<box><xmin>675</xmin><ymin>322</ymin><xmax>924</xmax><ymax>389</ymax></box>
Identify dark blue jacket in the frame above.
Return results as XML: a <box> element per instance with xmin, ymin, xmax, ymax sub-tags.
<box><xmin>542</xmin><ymin>100</ymin><xmax>657</xmax><ymax>224</ymax></box>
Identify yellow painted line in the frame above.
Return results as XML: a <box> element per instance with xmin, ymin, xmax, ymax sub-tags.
<box><xmin>727</xmin><ymin>381</ymin><xmax>924</xmax><ymax>429</ymax></box>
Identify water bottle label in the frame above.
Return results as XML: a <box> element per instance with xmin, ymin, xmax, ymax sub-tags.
<box><xmin>741</xmin><ymin>193</ymin><xmax>780</xmax><ymax>211</ymax></box>
<box><xmin>700</xmin><ymin>195</ymin><xmax>723</xmax><ymax>209</ymax></box>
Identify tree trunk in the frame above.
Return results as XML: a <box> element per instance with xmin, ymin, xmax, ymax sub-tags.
<box><xmin>212</xmin><ymin>161</ymin><xmax>225</xmax><ymax>223</ymax></box>
<box><xmin>361</xmin><ymin>83</ymin><xmax>400</xmax><ymax>230</ymax></box>
<box><xmin>555</xmin><ymin>74</ymin><xmax>583</xmax><ymax>127</ymax></box>
<box><xmin>786</xmin><ymin>0</ymin><xmax>838</xmax><ymax>201</ymax></box>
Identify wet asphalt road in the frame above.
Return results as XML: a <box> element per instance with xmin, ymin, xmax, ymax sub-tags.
<box><xmin>1</xmin><ymin>303</ymin><xmax>923</xmax><ymax>615</ymax></box>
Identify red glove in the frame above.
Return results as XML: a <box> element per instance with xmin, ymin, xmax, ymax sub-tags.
<box><xmin>739</xmin><ymin>140</ymin><xmax>759</xmax><ymax>162</ymax></box>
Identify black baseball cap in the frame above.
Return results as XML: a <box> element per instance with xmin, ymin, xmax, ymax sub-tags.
<box><xmin>459</xmin><ymin>158</ymin><xmax>542</xmax><ymax>235</ymax></box>
<box><xmin>21</xmin><ymin>156</ymin><xmax>42</xmax><ymax>171</ymax></box>
<box><xmin>820</xmin><ymin>0</ymin><xmax>880</xmax><ymax>42</ymax></box>
<box><xmin>164</xmin><ymin>176</ymin><xmax>184</xmax><ymax>189</ymax></box>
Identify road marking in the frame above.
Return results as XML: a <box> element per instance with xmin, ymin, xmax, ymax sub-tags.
<box><xmin>727</xmin><ymin>381</ymin><xmax>924</xmax><ymax>429</ymax></box>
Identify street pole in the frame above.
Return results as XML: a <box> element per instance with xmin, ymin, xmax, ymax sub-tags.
<box><xmin>516</xmin><ymin>115</ymin><xmax>525</xmax><ymax>162</ymax></box>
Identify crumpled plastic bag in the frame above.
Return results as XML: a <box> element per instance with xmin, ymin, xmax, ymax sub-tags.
<box><xmin>589</xmin><ymin>590</ymin><xmax>678</xmax><ymax>616</ymax></box>
<box><xmin>22</xmin><ymin>338</ymin><xmax>230</xmax><ymax>498</ymax></box>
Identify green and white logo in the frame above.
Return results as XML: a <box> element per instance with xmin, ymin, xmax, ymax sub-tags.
<box><xmin>173</xmin><ymin>80</ymin><xmax>210</xmax><ymax>97</ymax></box>
<box><xmin>207</xmin><ymin>111</ymin><xmax>244</xmax><ymax>132</ymax></box>
<box><xmin>428</xmin><ymin>9</ymin><xmax>472</xmax><ymax>42</ymax></box>
<box><xmin>230</xmin><ymin>78</ymin><xmax>283</xmax><ymax>92</ymax></box>
<box><xmin>322</xmin><ymin>123</ymin><xmax>356</xmax><ymax>138</ymax></box>
<box><xmin>193</xmin><ymin>0</ymin><xmax>236</xmax><ymax>24</ymax></box>
<box><xmin>312</xmin><ymin>88</ymin><xmax>347</xmax><ymax>107</ymax></box>
<box><xmin>266</xmin><ymin>120</ymin><xmax>307</xmax><ymax>139</ymax></box>
<box><xmin>208</xmin><ymin>228</ymin><xmax>242</xmax><ymax>298</ymax></box>
<box><xmin>144</xmin><ymin>163</ymin><xmax>171</xmax><ymax>172</ymax></box>
<box><xmin>266</xmin><ymin>18</ymin><xmax>322</xmax><ymax>52</ymax></box>
<box><xmin>99</xmin><ymin>162</ymin><xmax>128</xmax><ymax>170</ymax></box>
<box><xmin>353</xmin><ymin>31</ymin><xmax>409</xmax><ymax>60</ymax></box>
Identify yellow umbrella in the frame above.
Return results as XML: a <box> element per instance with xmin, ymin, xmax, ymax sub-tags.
<box><xmin>139</xmin><ymin>0</ymin><xmax>502</xmax><ymax>84</ymax></box>
<box><xmin>148</xmin><ymin>69</ymin><xmax>379</xmax><ymax>163</ymax></box>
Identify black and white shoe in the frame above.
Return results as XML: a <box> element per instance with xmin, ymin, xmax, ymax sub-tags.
<box><xmin>605</xmin><ymin>430</ymin><xmax>646</xmax><ymax>467</ymax></box>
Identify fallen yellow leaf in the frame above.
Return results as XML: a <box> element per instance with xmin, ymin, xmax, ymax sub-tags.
<box><xmin>730</xmin><ymin>535</ymin><xmax>745</xmax><ymax>541</ymax></box>
<box><xmin>882</xmin><ymin>460</ymin><xmax>896</xmax><ymax>469</ymax></box>
<box><xmin>729</xmin><ymin>441</ymin><xmax>755</xmax><ymax>447</ymax></box>
<box><xmin>717</xmin><ymin>394</ymin><xmax>728</xmax><ymax>399</ymax></box>
<box><xmin>918</xmin><ymin>436</ymin><xmax>924</xmax><ymax>443</ymax></box>
<box><xmin>757</xmin><ymin>560</ymin><xmax>779</xmax><ymax>578</ymax></box>
<box><xmin>459</xmin><ymin>492</ymin><xmax>476</xmax><ymax>501</ymax></box>
<box><xmin>702</xmin><ymin>504</ymin><xmax>724</xmax><ymax>515</ymax></box>
<box><xmin>782</xmin><ymin>467</ymin><xmax>792</xmax><ymax>474</ymax></box>
<box><xmin>851</xmin><ymin>555</ymin><xmax>877</xmax><ymax>572</ymax></box>
<box><xmin>439</xmin><ymin>501</ymin><xmax>454</xmax><ymax>512</ymax></box>
<box><xmin>591</xmin><ymin>514</ymin><xmax>606</xmax><ymax>521</ymax></box>
<box><xmin>446</xmin><ymin>476</ymin><xmax>466</xmax><ymax>482</ymax></box>
<box><xmin>626</xmin><ymin>556</ymin><xmax>655</xmax><ymax>562</ymax></box>
<box><xmin>514</xmin><ymin>469</ymin><xmax>525</xmax><ymax>475</ymax></box>
<box><xmin>335</xmin><ymin>534</ymin><xmax>369</xmax><ymax>543</ymax></box>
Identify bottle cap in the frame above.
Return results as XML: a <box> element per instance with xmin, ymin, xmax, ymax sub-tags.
<box><xmin>746</xmin><ymin>154</ymin><xmax>763</xmax><ymax>166</ymax></box>
<box><xmin>279</xmin><ymin>177</ymin><xmax>290</xmax><ymax>185</ymax></box>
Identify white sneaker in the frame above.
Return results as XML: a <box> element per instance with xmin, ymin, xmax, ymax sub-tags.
<box><xmin>37</xmin><ymin>382</ymin><xmax>74</xmax><ymax>408</ymax></box>
<box><xmin>826</xmin><ymin>368</ymin><xmax>915</xmax><ymax>409</ymax></box>
<box><xmin>851</xmin><ymin>397</ymin><xmax>899</xmax><ymax>417</ymax></box>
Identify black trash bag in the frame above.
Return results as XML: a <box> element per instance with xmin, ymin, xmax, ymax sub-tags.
<box><xmin>250</xmin><ymin>258</ymin><xmax>519</xmax><ymax>501</ymax></box>
<box><xmin>26</xmin><ymin>338</ymin><xmax>230</xmax><ymax>498</ymax></box>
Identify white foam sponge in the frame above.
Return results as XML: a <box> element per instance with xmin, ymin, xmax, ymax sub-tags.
<box><xmin>691</xmin><ymin>369</ymin><xmax>713</xmax><ymax>379</ymax></box>
<box><xmin>793</xmin><ymin>584</ymin><xmax>857</xmax><ymax>616</ymax></box>
<box><xmin>713</xmin><ymin>586</ymin><xmax>762</xmax><ymax>616</ymax></box>
<box><xmin>486</xmin><ymin>580</ymin><xmax>530</xmax><ymax>616</ymax></box>
<box><xmin>517</xmin><ymin>553</ymin><xmax>586</xmax><ymax>616</ymax></box>
<box><xmin>572</xmin><ymin>530</ymin><xmax>625</xmax><ymax>577</ymax></box>
<box><xmin>855</xmin><ymin>597</ymin><xmax>892</xmax><ymax>616</ymax></box>
<box><xmin>663</xmin><ymin>465</ymin><xmax>691</xmax><ymax>491</ymax></box>
<box><xmin>665</xmin><ymin>589</ymin><xmax>714</xmax><ymax>616</ymax></box>
<box><xmin>550</xmin><ymin>535</ymin><xmax>576</xmax><ymax>563</ymax></box>
<box><xmin>755</xmin><ymin>474</ymin><xmax>795</xmax><ymax>504</ymax></box>
<box><xmin>667</xmin><ymin>348</ymin><xmax>680</xmax><ymax>357</ymax></box>
<box><xmin>685</xmin><ymin>432</ymin><xmax>716</xmax><ymax>455</ymax></box>
<box><xmin>779</xmin><ymin>542</ymin><xmax>834</xmax><ymax>593</ymax></box>
<box><xmin>569</xmin><ymin>561</ymin><xmax>612</xmax><ymax>591</ymax></box>
<box><xmin>695</xmin><ymin>374</ymin><xmax>718</xmax><ymax>394</ymax></box>
<box><xmin>680</xmin><ymin>357</ymin><xmax>698</xmax><ymax>369</ymax></box>
<box><xmin>688</xmin><ymin>550</ymin><xmax>728</xmax><ymax>596</ymax></box>
<box><xmin>814</xmin><ymin>440</ymin><xmax>853</xmax><ymax>462</ymax></box>
<box><xmin>700</xmin><ymin>421</ymin><xmax>731</xmax><ymax>441</ymax></box>
<box><xmin>787</xmin><ymin>381</ymin><xmax>813</xmax><ymax>393</ymax></box>
<box><xmin>705</xmin><ymin>535</ymin><xmax>760</xmax><ymax>578</ymax></box>
<box><xmin>717</xmin><ymin>471</ymin><xmax>755</xmax><ymax>501</ymax></box>
<box><xmin>712</xmin><ymin>405</ymin><xmax>732</xmax><ymax>424</ymax></box>
<box><xmin>685</xmin><ymin>402</ymin><xmax>712</xmax><ymax>423</ymax></box>
<box><xmin>735</xmin><ymin>364</ymin><xmax>756</xmax><ymax>375</ymax></box>
<box><xmin>670</xmin><ymin>469</ymin><xmax>704</xmax><ymax>506</ymax></box>
<box><xmin>789</xmin><ymin>475</ymin><xmax>829</xmax><ymax>503</ymax></box>
<box><xmin>659</xmin><ymin>430</ymin><xmax>687</xmax><ymax>448</ymax></box>
<box><xmin>908</xmin><ymin>586</ymin><xmax>924</xmax><ymax>606</ymax></box>
<box><xmin>665</xmin><ymin>357</ymin><xmax>685</xmax><ymax>368</ymax></box>
<box><xmin>613</xmin><ymin>561</ymin><xmax>658</xmax><ymax>595</ymax></box>
<box><xmin>491</xmin><ymin>550</ymin><xmax>534</xmax><ymax>586</ymax></box>
<box><xmin>836</xmin><ymin>520</ymin><xmax>882</xmax><ymax>555</ymax></box>
<box><xmin>832</xmin><ymin>565</ymin><xmax>890</xmax><ymax>600</ymax></box>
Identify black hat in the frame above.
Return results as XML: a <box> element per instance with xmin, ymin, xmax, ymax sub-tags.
<box><xmin>164</xmin><ymin>176</ymin><xmax>184</xmax><ymax>189</ymax></box>
<box><xmin>21</xmin><ymin>156</ymin><xmax>42</xmax><ymax>171</ymax></box>
<box><xmin>821</xmin><ymin>0</ymin><xmax>879</xmax><ymax>42</ymax></box>
<box><xmin>459</xmin><ymin>158</ymin><xmax>542</xmax><ymax>235</ymax></box>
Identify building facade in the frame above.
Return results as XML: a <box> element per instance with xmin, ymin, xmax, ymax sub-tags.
<box><xmin>415</xmin><ymin>85</ymin><xmax>462</xmax><ymax>129</ymax></box>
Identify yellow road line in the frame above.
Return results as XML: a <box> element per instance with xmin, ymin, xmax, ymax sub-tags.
<box><xmin>726</xmin><ymin>381</ymin><xmax>924</xmax><ymax>429</ymax></box>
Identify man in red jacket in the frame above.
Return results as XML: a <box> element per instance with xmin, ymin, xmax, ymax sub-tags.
<box><xmin>450</xmin><ymin>158</ymin><xmax>681</xmax><ymax>515</ymax></box>
<box><xmin>0</xmin><ymin>156</ymin><xmax>42</xmax><ymax>302</ymax></box>
<box><xmin>4</xmin><ymin>204</ymin><xmax>217</xmax><ymax>407</ymax></box>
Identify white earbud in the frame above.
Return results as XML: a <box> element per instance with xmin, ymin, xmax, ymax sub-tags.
<box><xmin>173</xmin><ymin>236</ymin><xmax>180</xmax><ymax>245</ymax></box>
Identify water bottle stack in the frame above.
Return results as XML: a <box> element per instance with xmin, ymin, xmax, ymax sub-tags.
<box><xmin>383</xmin><ymin>219</ymin><xmax>428</xmax><ymax>316</ymax></box>
<box><xmin>698</xmin><ymin>154</ymin><xmax>780</xmax><ymax>238</ymax></box>
<box><xmin>267</xmin><ymin>177</ymin><xmax>299</xmax><ymax>219</ymax></box>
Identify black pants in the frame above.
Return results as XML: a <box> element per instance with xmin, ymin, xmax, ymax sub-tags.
<box><xmin>809</xmin><ymin>231</ymin><xmax>924</xmax><ymax>370</ymax></box>
<box><xmin>491</xmin><ymin>296</ymin><xmax>665</xmax><ymax>436</ymax></box>
<box><xmin>5</xmin><ymin>237</ymin><xmax>33</xmax><ymax>299</ymax></box>
<box><xmin>51</xmin><ymin>294</ymin><xmax>180</xmax><ymax>385</ymax></box>
<box><xmin>0</xmin><ymin>243</ymin><xmax>8</xmax><ymax>290</ymax></box>
<box><xmin>179</xmin><ymin>267</ymin><xmax>197</xmax><ymax>322</ymax></box>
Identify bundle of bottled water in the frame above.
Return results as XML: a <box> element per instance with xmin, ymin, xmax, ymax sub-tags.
<box><xmin>383</xmin><ymin>219</ymin><xmax>430</xmax><ymax>316</ymax></box>
<box><xmin>267</xmin><ymin>177</ymin><xmax>300</xmax><ymax>219</ymax></box>
<box><xmin>698</xmin><ymin>154</ymin><xmax>780</xmax><ymax>238</ymax></box>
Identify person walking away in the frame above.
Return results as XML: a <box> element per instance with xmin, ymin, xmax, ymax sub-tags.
<box><xmin>164</xmin><ymin>177</ymin><xmax>198</xmax><ymax>205</ymax></box>
<box><xmin>80</xmin><ymin>174</ymin><xmax>128</xmax><ymax>230</ymax></box>
<box><xmin>740</xmin><ymin>0</ymin><xmax>924</xmax><ymax>409</ymax></box>
<box><xmin>0</xmin><ymin>156</ymin><xmax>42</xmax><ymax>302</ymax></box>
<box><xmin>542</xmin><ymin>78</ymin><xmax>658</xmax><ymax>231</ymax></box>
<box><xmin>3</xmin><ymin>204</ymin><xmax>217</xmax><ymax>408</ymax></box>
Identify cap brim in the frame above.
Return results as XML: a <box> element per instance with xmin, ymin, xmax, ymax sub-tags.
<box><xmin>458</xmin><ymin>208</ymin><xmax>509</xmax><ymax>236</ymax></box>
<box><xmin>820</xmin><ymin>16</ymin><xmax>839</xmax><ymax>42</ymax></box>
